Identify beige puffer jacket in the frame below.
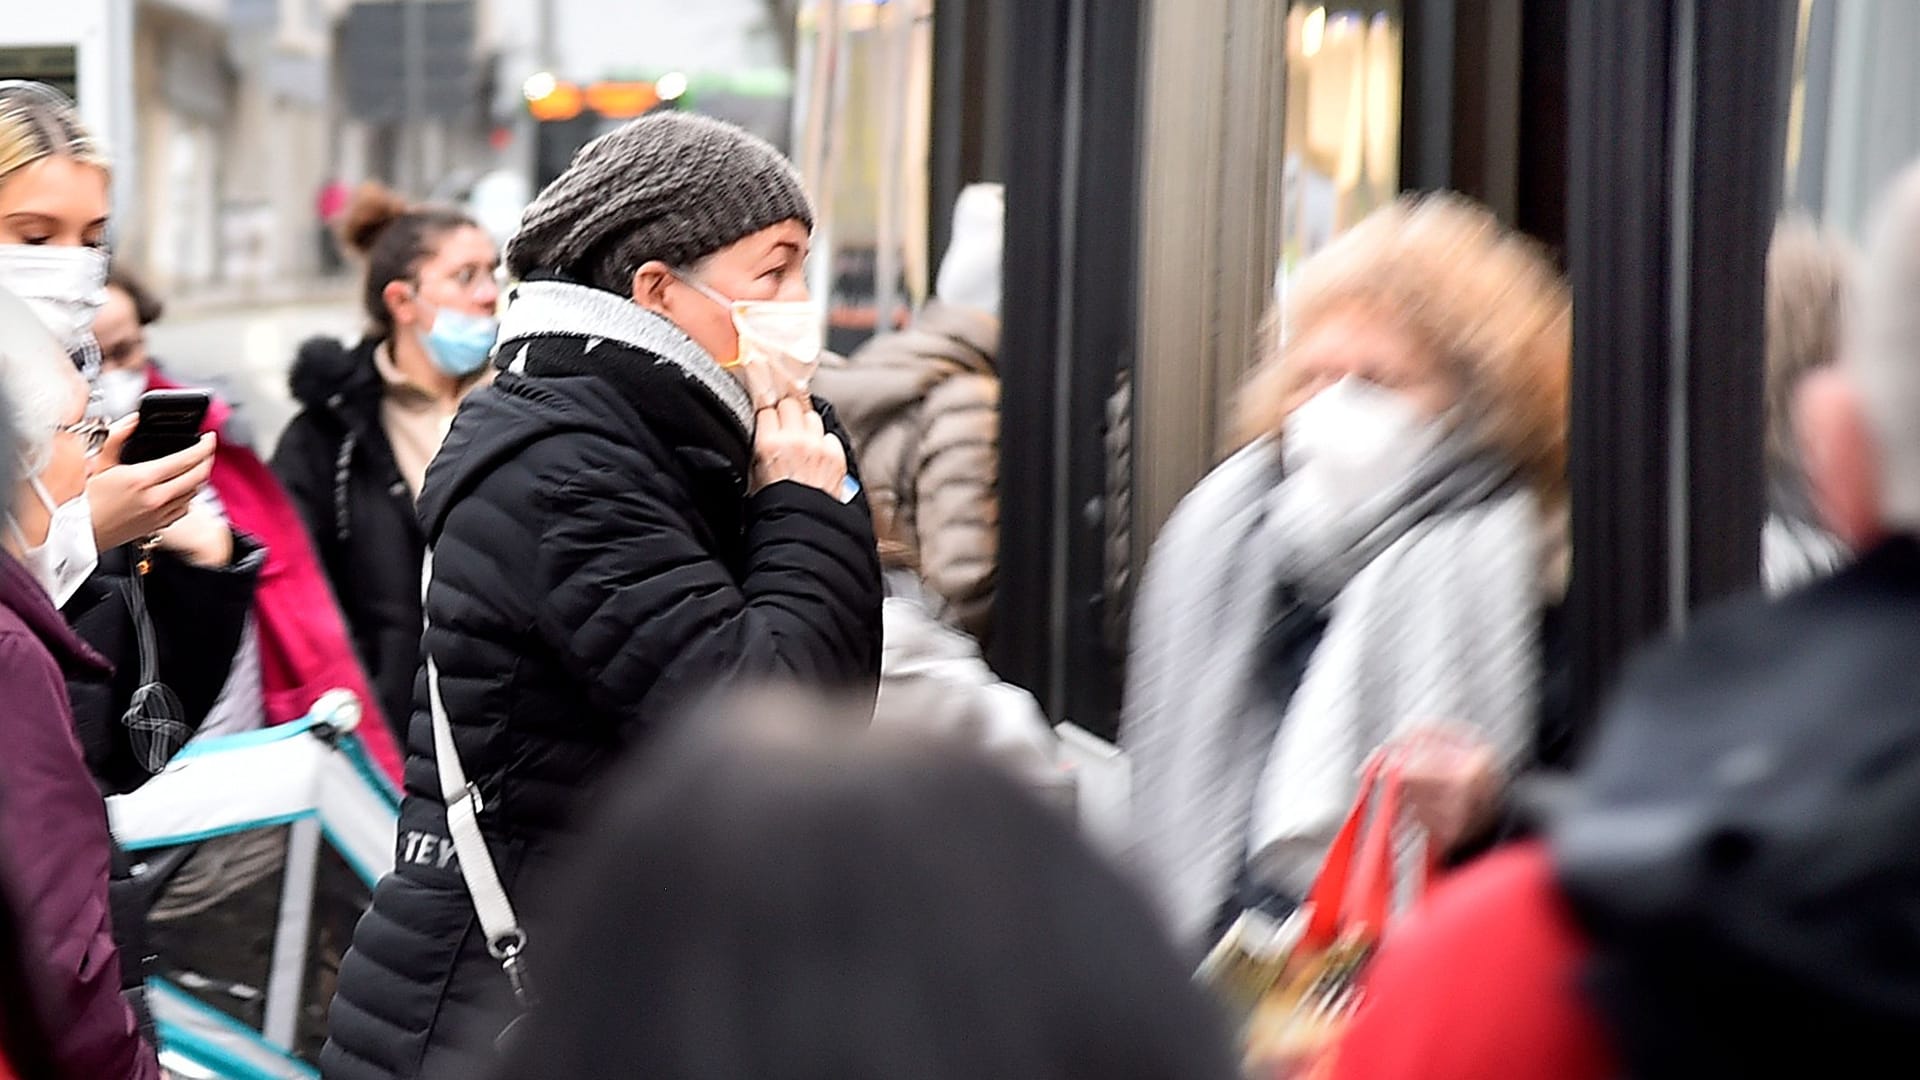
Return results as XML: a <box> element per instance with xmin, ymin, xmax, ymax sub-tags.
<box><xmin>813</xmin><ymin>301</ymin><xmax>1000</xmax><ymax>641</ymax></box>
<box><xmin>873</xmin><ymin>569</ymin><xmax>1069</xmax><ymax>812</ymax></box>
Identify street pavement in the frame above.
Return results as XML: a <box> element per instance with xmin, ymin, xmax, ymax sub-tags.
<box><xmin>146</xmin><ymin>293</ymin><xmax>360</xmax><ymax>455</ymax></box>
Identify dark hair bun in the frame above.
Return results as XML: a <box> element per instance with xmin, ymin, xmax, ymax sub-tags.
<box><xmin>339</xmin><ymin>182</ymin><xmax>414</xmax><ymax>257</ymax></box>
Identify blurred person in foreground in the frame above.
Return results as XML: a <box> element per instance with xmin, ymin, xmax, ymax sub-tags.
<box><xmin>321</xmin><ymin>112</ymin><xmax>882</xmax><ymax>1080</ymax></box>
<box><xmin>1122</xmin><ymin>194</ymin><xmax>1572</xmax><ymax>952</ymax></box>
<box><xmin>95</xmin><ymin>263</ymin><xmax>396</xmax><ymax>769</ymax></box>
<box><xmin>0</xmin><ymin>284</ymin><xmax>157</xmax><ymax>1078</ymax></box>
<box><xmin>814</xmin><ymin>182</ymin><xmax>1004</xmax><ymax>641</ymax></box>
<box><xmin>274</xmin><ymin>183</ymin><xmax>500</xmax><ymax>745</ymax></box>
<box><xmin>493</xmin><ymin>693</ymin><xmax>1237</xmax><ymax>1080</ymax></box>
<box><xmin>1762</xmin><ymin>216</ymin><xmax>1854</xmax><ymax>593</ymax></box>
<box><xmin>1325</xmin><ymin>161</ymin><xmax>1920</xmax><ymax>1080</ymax></box>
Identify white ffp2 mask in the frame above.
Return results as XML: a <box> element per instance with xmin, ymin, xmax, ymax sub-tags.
<box><xmin>11</xmin><ymin>477</ymin><xmax>98</xmax><ymax>608</ymax></box>
<box><xmin>0</xmin><ymin>245</ymin><xmax>109</xmax><ymax>353</ymax></box>
<box><xmin>1281</xmin><ymin>377</ymin><xmax>1444</xmax><ymax>526</ymax></box>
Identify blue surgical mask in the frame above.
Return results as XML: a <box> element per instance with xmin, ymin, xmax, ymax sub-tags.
<box><xmin>419</xmin><ymin>307</ymin><xmax>498</xmax><ymax>378</ymax></box>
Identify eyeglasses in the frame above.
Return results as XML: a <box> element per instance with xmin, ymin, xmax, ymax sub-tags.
<box><xmin>101</xmin><ymin>336</ymin><xmax>146</xmax><ymax>367</ymax></box>
<box><xmin>418</xmin><ymin>264</ymin><xmax>502</xmax><ymax>301</ymax></box>
<box><xmin>58</xmin><ymin>417</ymin><xmax>111</xmax><ymax>457</ymax></box>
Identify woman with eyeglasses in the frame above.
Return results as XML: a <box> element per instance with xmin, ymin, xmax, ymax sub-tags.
<box><xmin>0</xmin><ymin>283</ymin><xmax>159</xmax><ymax>1078</ymax></box>
<box><xmin>273</xmin><ymin>182</ymin><xmax>502</xmax><ymax>742</ymax></box>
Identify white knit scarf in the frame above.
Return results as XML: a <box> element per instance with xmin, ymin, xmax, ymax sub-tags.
<box><xmin>1122</xmin><ymin>435</ymin><xmax>1542</xmax><ymax>945</ymax></box>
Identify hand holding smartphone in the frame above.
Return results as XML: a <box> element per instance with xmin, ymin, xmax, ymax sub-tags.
<box><xmin>87</xmin><ymin>390</ymin><xmax>219</xmax><ymax>550</ymax></box>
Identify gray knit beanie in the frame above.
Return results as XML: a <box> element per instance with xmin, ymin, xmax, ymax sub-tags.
<box><xmin>506</xmin><ymin>112</ymin><xmax>814</xmax><ymax>293</ymax></box>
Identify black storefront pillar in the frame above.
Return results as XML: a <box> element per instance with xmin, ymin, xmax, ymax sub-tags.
<box><xmin>928</xmin><ymin>0</ymin><xmax>1009</xmax><ymax>271</ymax></box>
<box><xmin>1563</xmin><ymin>0</ymin><xmax>1794</xmax><ymax>739</ymax></box>
<box><xmin>991</xmin><ymin>0</ymin><xmax>1143</xmax><ymax>737</ymax></box>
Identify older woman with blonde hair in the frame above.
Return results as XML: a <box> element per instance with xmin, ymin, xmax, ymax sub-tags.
<box><xmin>1122</xmin><ymin>194</ymin><xmax>1571</xmax><ymax>949</ymax></box>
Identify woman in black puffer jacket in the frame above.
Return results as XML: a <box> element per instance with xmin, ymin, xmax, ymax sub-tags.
<box><xmin>320</xmin><ymin>113</ymin><xmax>883</xmax><ymax>1080</ymax></box>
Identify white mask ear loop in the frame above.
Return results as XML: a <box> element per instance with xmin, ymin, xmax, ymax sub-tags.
<box><xmin>29</xmin><ymin>476</ymin><xmax>58</xmax><ymax>514</ymax></box>
<box><xmin>10</xmin><ymin>476</ymin><xmax>61</xmax><ymax>548</ymax></box>
<box><xmin>671</xmin><ymin>270</ymin><xmax>737</xmax><ymax>311</ymax></box>
<box><xmin>669</xmin><ymin>270</ymin><xmax>752</xmax><ymax>370</ymax></box>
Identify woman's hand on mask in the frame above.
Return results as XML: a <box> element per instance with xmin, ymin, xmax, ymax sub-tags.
<box><xmin>88</xmin><ymin>422</ymin><xmax>217</xmax><ymax>550</ymax></box>
<box><xmin>155</xmin><ymin>500</ymin><xmax>233</xmax><ymax>568</ymax></box>
<box><xmin>750</xmin><ymin>398</ymin><xmax>848</xmax><ymax>498</ymax></box>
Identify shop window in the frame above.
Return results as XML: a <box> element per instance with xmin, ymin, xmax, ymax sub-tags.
<box><xmin>0</xmin><ymin>45</ymin><xmax>79</xmax><ymax>101</ymax></box>
<box><xmin>792</xmin><ymin>0</ymin><xmax>936</xmax><ymax>354</ymax></box>
<box><xmin>1279</xmin><ymin>3</ymin><xmax>1402</xmax><ymax>295</ymax></box>
<box><xmin>1784</xmin><ymin>0</ymin><xmax>1920</xmax><ymax>237</ymax></box>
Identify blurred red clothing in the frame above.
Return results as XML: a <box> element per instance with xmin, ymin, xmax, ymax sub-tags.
<box><xmin>1325</xmin><ymin>843</ymin><xmax>1616</xmax><ymax>1080</ymax></box>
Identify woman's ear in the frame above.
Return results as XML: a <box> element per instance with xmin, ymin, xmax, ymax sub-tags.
<box><xmin>382</xmin><ymin>279</ymin><xmax>418</xmax><ymax>329</ymax></box>
<box><xmin>1797</xmin><ymin>367</ymin><xmax>1886</xmax><ymax>552</ymax></box>
<box><xmin>631</xmin><ymin>261</ymin><xmax>675</xmax><ymax>317</ymax></box>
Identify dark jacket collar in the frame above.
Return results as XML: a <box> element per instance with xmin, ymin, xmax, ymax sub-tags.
<box><xmin>418</xmin><ymin>328</ymin><xmax>757</xmax><ymax>545</ymax></box>
<box><xmin>496</xmin><ymin>279</ymin><xmax>755</xmax><ymax>436</ymax></box>
<box><xmin>0</xmin><ymin>552</ymin><xmax>109</xmax><ymax>675</ymax></box>
<box><xmin>289</xmin><ymin>334</ymin><xmax>386</xmax><ymax>434</ymax></box>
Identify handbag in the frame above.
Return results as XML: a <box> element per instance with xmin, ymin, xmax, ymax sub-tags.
<box><xmin>1204</xmin><ymin>753</ymin><xmax>1433</xmax><ymax>1078</ymax></box>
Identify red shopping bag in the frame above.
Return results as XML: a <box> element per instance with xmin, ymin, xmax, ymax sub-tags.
<box><xmin>1240</xmin><ymin>754</ymin><xmax>1435</xmax><ymax>1078</ymax></box>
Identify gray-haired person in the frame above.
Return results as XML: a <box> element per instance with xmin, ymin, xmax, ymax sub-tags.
<box><xmin>320</xmin><ymin>112</ymin><xmax>884</xmax><ymax>1080</ymax></box>
<box><xmin>1762</xmin><ymin>216</ymin><xmax>1855</xmax><ymax>593</ymax></box>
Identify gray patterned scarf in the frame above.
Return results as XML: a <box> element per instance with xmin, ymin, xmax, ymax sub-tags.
<box><xmin>1122</xmin><ymin>433</ymin><xmax>1542</xmax><ymax>945</ymax></box>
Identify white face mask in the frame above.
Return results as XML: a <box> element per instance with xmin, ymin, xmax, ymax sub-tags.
<box><xmin>0</xmin><ymin>245</ymin><xmax>109</xmax><ymax>352</ymax></box>
<box><xmin>11</xmin><ymin>477</ymin><xmax>98</xmax><ymax>608</ymax></box>
<box><xmin>97</xmin><ymin>367</ymin><xmax>147</xmax><ymax>420</ymax></box>
<box><xmin>1281</xmin><ymin>377</ymin><xmax>1444</xmax><ymax>526</ymax></box>
<box><xmin>679</xmin><ymin>274</ymin><xmax>823</xmax><ymax>410</ymax></box>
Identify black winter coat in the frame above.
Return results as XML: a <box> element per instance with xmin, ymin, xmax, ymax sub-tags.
<box><xmin>272</xmin><ymin>336</ymin><xmax>423</xmax><ymax>741</ymax></box>
<box><xmin>321</xmin><ymin>285</ymin><xmax>883</xmax><ymax>1080</ymax></box>
<box><xmin>1555</xmin><ymin>536</ymin><xmax>1920</xmax><ymax>1077</ymax></box>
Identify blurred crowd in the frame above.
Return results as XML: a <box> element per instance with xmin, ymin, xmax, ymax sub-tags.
<box><xmin>0</xmin><ymin>67</ymin><xmax>1916</xmax><ymax>1080</ymax></box>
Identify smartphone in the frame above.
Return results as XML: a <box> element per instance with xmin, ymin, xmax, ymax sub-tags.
<box><xmin>121</xmin><ymin>389</ymin><xmax>212</xmax><ymax>465</ymax></box>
